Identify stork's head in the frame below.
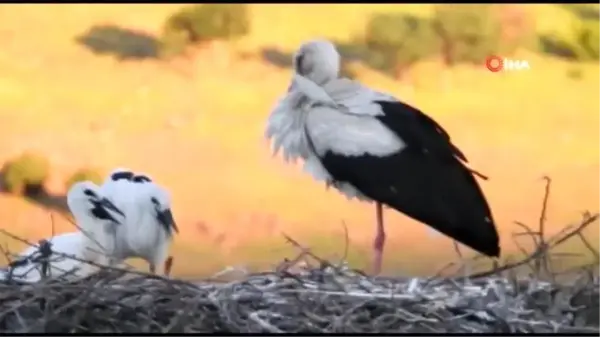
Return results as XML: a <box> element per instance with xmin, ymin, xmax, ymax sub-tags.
<box><xmin>293</xmin><ymin>39</ymin><xmax>340</xmax><ymax>86</ymax></box>
<box><xmin>105</xmin><ymin>167</ymin><xmax>134</xmax><ymax>184</ymax></box>
<box><xmin>147</xmin><ymin>185</ymin><xmax>179</xmax><ymax>235</ymax></box>
<box><xmin>67</xmin><ymin>181</ymin><xmax>126</xmax><ymax>226</ymax></box>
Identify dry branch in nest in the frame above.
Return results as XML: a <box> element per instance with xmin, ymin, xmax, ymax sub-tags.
<box><xmin>0</xmin><ymin>177</ymin><xmax>597</xmax><ymax>333</ymax></box>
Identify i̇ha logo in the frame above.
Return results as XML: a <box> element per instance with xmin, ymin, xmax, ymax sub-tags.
<box><xmin>485</xmin><ymin>55</ymin><xmax>530</xmax><ymax>72</ymax></box>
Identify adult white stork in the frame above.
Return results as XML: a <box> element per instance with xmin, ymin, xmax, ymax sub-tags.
<box><xmin>100</xmin><ymin>169</ymin><xmax>178</xmax><ymax>276</ymax></box>
<box><xmin>265</xmin><ymin>39</ymin><xmax>500</xmax><ymax>275</ymax></box>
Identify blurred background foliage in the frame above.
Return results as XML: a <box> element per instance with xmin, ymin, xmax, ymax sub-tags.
<box><xmin>156</xmin><ymin>4</ymin><xmax>598</xmax><ymax>78</ymax></box>
<box><xmin>0</xmin><ymin>4</ymin><xmax>597</xmax><ymax>277</ymax></box>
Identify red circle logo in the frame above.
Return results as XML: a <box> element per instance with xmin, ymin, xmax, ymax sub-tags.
<box><xmin>485</xmin><ymin>56</ymin><xmax>504</xmax><ymax>72</ymax></box>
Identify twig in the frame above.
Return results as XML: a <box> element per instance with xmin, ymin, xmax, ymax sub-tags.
<box><xmin>248</xmin><ymin>312</ymin><xmax>284</xmax><ymax>333</ymax></box>
<box><xmin>468</xmin><ymin>213</ymin><xmax>599</xmax><ymax>279</ymax></box>
<box><xmin>339</xmin><ymin>221</ymin><xmax>349</xmax><ymax>267</ymax></box>
<box><xmin>576</xmin><ymin>232</ymin><xmax>599</xmax><ymax>264</ymax></box>
<box><xmin>282</xmin><ymin>233</ymin><xmax>336</xmax><ymax>273</ymax></box>
<box><xmin>452</xmin><ymin>241</ymin><xmax>463</xmax><ymax>259</ymax></box>
<box><xmin>535</xmin><ymin>176</ymin><xmax>552</xmax><ymax>276</ymax></box>
<box><xmin>0</xmin><ymin>243</ymin><xmax>12</xmax><ymax>266</ymax></box>
<box><xmin>50</xmin><ymin>212</ymin><xmax>56</xmax><ymax>238</ymax></box>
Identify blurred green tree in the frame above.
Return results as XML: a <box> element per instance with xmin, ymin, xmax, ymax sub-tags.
<box><xmin>541</xmin><ymin>5</ymin><xmax>600</xmax><ymax>61</ymax></box>
<box><xmin>576</xmin><ymin>20</ymin><xmax>599</xmax><ymax>60</ymax></box>
<box><xmin>65</xmin><ymin>168</ymin><xmax>104</xmax><ymax>191</ymax></box>
<box><xmin>159</xmin><ymin>4</ymin><xmax>250</xmax><ymax>58</ymax></box>
<box><xmin>365</xmin><ymin>13</ymin><xmax>438</xmax><ymax>79</ymax></box>
<box><xmin>494</xmin><ymin>4</ymin><xmax>538</xmax><ymax>54</ymax></box>
<box><xmin>2</xmin><ymin>152</ymin><xmax>50</xmax><ymax>197</ymax></box>
<box><xmin>432</xmin><ymin>4</ymin><xmax>502</xmax><ymax>66</ymax></box>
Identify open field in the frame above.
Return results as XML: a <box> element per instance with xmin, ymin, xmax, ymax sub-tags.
<box><xmin>0</xmin><ymin>4</ymin><xmax>597</xmax><ymax>277</ymax></box>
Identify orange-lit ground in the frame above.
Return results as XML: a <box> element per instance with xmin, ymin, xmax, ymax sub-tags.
<box><xmin>0</xmin><ymin>5</ymin><xmax>597</xmax><ymax>277</ymax></box>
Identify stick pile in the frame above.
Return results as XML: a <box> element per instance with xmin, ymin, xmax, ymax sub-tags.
<box><xmin>0</xmin><ymin>261</ymin><xmax>597</xmax><ymax>333</ymax></box>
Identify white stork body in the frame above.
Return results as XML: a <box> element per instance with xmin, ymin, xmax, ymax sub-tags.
<box><xmin>0</xmin><ymin>231</ymin><xmax>109</xmax><ymax>283</ymax></box>
<box><xmin>266</xmin><ymin>39</ymin><xmax>500</xmax><ymax>275</ymax></box>
<box><xmin>100</xmin><ymin>170</ymin><xmax>178</xmax><ymax>276</ymax></box>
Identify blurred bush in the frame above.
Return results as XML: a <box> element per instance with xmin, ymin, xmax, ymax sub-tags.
<box><xmin>76</xmin><ymin>25</ymin><xmax>159</xmax><ymax>60</ymax></box>
<box><xmin>539</xmin><ymin>33</ymin><xmax>579</xmax><ymax>59</ymax></box>
<box><xmin>364</xmin><ymin>13</ymin><xmax>438</xmax><ymax>79</ymax></box>
<box><xmin>575</xmin><ymin>19</ymin><xmax>599</xmax><ymax>60</ymax></box>
<box><xmin>65</xmin><ymin>168</ymin><xmax>104</xmax><ymax>191</ymax></box>
<box><xmin>564</xmin><ymin>16</ymin><xmax>600</xmax><ymax>61</ymax></box>
<box><xmin>566</xmin><ymin>66</ymin><xmax>584</xmax><ymax>80</ymax></box>
<box><xmin>494</xmin><ymin>4</ymin><xmax>538</xmax><ymax>54</ymax></box>
<box><xmin>159</xmin><ymin>4</ymin><xmax>250</xmax><ymax>58</ymax></box>
<box><xmin>563</xmin><ymin>4</ymin><xmax>600</xmax><ymax>21</ymax></box>
<box><xmin>360</xmin><ymin>6</ymin><xmax>536</xmax><ymax>76</ymax></box>
<box><xmin>433</xmin><ymin>4</ymin><xmax>503</xmax><ymax>66</ymax></box>
<box><xmin>1</xmin><ymin>152</ymin><xmax>50</xmax><ymax>196</ymax></box>
<box><xmin>541</xmin><ymin>5</ymin><xmax>600</xmax><ymax>61</ymax></box>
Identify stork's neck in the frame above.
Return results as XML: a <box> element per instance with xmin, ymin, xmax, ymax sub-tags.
<box><xmin>309</xmin><ymin>72</ymin><xmax>336</xmax><ymax>87</ymax></box>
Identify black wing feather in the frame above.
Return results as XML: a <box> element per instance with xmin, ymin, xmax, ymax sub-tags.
<box><xmin>90</xmin><ymin>203</ymin><xmax>112</xmax><ymax>221</ymax></box>
<box><xmin>156</xmin><ymin>209</ymin><xmax>178</xmax><ymax>236</ymax></box>
<box><xmin>375</xmin><ymin>101</ymin><xmax>468</xmax><ymax>163</ymax></box>
<box><xmin>318</xmin><ymin>101</ymin><xmax>500</xmax><ymax>257</ymax></box>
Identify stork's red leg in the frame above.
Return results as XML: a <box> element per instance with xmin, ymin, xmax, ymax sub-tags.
<box><xmin>372</xmin><ymin>202</ymin><xmax>386</xmax><ymax>275</ymax></box>
<box><xmin>164</xmin><ymin>256</ymin><xmax>174</xmax><ymax>277</ymax></box>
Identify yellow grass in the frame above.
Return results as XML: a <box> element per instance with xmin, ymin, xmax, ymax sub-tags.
<box><xmin>0</xmin><ymin>4</ymin><xmax>597</xmax><ymax>277</ymax></box>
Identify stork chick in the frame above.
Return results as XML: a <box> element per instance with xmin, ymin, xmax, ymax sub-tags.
<box><xmin>101</xmin><ymin>170</ymin><xmax>178</xmax><ymax>276</ymax></box>
<box><xmin>67</xmin><ymin>181</ymin><xmax>126</xmax><ymax>264</ymax></box>
<box><xmin>2</xmin><ymin>179</ymin><xmax>126</xmax><ymax>283</ymax></box>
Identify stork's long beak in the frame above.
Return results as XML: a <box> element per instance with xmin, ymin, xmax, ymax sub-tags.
<box><xmin>157</xmin><ymin>208</ymin><xmax>179</xmax><ymax>234</ymax></box>
<box><xmin>100</xmin><ymin>198</ymin><xmax>126</xmax><ymax>224</ymax></box>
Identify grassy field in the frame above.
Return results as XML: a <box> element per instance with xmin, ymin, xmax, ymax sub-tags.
<box><xmin>0</xmin><ymin>4</ymin><xmax>597</xmax><ymax>277</ymax></box>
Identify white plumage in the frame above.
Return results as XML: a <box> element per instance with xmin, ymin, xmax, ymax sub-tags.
<box><xmin>0</xmin><ymin>230</ymin><xmax>117</xmax><ymax>283</ymax></box>
<box><xmin>266</xmin><ymin>43</ymin><xmax>400</xmax><ymax>202</ymax></box>
<box><xmin>100</xmin><ymin>167</ymin><xmax>138</xmax><ymax>206</ymax></box>
<box><xmin>100</xmin><ymin>169</ymin><xmax>178</xmax><ymax>276</ymax></box>
<box><xmin>265</xmin><ymin>39</ymin><xmax>500</xmax><ymax>275</ymax></box>
<box><xmin>67</xmin><ymin>180</ymin><xmax>126</xmax><ymax>262</ymax></box>
<box><xmin>1</xmin><ymin>181</ymin><xmax>126</xmax><ymax>283</ymax></box>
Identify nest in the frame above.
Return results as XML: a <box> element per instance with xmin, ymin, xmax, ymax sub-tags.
<box><xmin>0</xmin><ymin>177</ymin><xmax>597</xmax><ymax>333</ymax></box>
<box><xmin>0</xmin><ymin>263</ymin><xmax>597</xmax><ymax>333</ymax></box>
